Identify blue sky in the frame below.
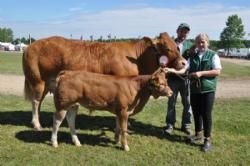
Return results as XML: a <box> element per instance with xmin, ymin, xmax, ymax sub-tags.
<box><xmin>0</xmin><ymin>0</ymin><xmax>250</xmax><ymax>40</ymax></box>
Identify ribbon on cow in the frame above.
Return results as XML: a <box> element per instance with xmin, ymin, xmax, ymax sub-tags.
<box><xmin>159</xmin><ymin>55</ymin><xmax>169</xmax><ymax>67</ymax></box>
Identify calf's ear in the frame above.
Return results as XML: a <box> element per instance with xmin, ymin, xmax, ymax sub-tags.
<box><xmin>149</xmin><ymin>76</ymin><xmax>160</xmax><ymax>87</ymax></box>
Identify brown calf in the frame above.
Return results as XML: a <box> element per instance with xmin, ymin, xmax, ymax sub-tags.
<box><xmin>51</xmin><ymin>69</ymin><xmax>172</xmax><ymax>151</ymax></box>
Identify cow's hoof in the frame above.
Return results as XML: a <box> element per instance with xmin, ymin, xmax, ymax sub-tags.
<box><xmin>74</xmin><ymin>142</ymin><xmax>82</xmax><ymax>147</ymax></box>
<box><xmin>32</xmin><ymin>122</ymin><xmax>43</xmax><ymax>131</ymax></box>
<box><xmin>123</xmin><ymin>145</ymin><xmax>130</xmax><ymax>152</ymax></box>
<box><xmin>72</xmin><ymin>136</ymin><xmax>81</xmax><ymax>147</ymax></box>
<box><xmin>75</xmin><ymin>143</ymin><xmax>82</xmax><ymax>147</ymax></box>
<box><xmin>52</xmin><ymin>143</ymin><xmax>58</xmax><ymax>148</ymax></box>
<box><xmin>114</xmin><ymin>137</ymin><xmax>120</xmax><ymax>144</ymax></box>
<box><xmin>34</xmin><ymin>126</ymin><xmax>43</xmax><ymax>131</ymax></box>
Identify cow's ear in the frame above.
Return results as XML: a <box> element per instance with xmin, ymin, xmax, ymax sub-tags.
<box><xmin>143</xmin><ymin>37</ymin><xmax>158</xmax><ymax>46</ymax></box>
<box><xmin>159</xmin><ymin>32</ymin><xmax>170</xmax><ymax>39</ymax></box>
<box><xmin>143</xmin><ymin>37</ymin><xmax>160</xmax><ymax>52</ymax></box>
<box><xmin>142</xmin><ymin>37</ymin><xmax>153</xmax><ymax>46</ymax></box>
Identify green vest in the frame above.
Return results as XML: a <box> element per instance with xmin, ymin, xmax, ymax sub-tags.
<box><xmin>182</xmin><ymin>40</ymin><xmax>193</xmax><ymax>55</ymax></box>
<box><xmin>189</xmin><ymin>49</ymin><xmax>217</xmax><ymax>94</ymax></box>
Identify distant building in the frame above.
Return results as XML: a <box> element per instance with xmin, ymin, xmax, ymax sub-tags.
<box><xmin>217</xmin><ymin>48</ymin><xmax>250</xmax><ymax>59</ymax></box>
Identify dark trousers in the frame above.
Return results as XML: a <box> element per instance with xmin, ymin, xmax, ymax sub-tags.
<box><xmin>166</xmin><ymin>78</ymin><xmax>192</xmax><ymax>128</ymax></box>
<box><xmin>190</xmin><ymin>92</ymin><xmax>215</xmax><ymax>138</ymax></box>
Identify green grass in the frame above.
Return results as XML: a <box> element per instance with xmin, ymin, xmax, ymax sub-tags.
<box><xmin>0</xmin><ymin>52</ymin><xmax>250</xmax><ymax>165</ymax></box>
<box><xmin>220</xmin><ymin>60</ymin><xmax>250</xmax><ymax>79</ymax></box>
<box><xmin>0</xmin><ymin>51</ymin><xmax>23</xmax><ymax>75</ymax></box>
<box><xmin>0</xmin><ymin>95</ymin><xmax>249</xmax><ymax>165</ymax></box>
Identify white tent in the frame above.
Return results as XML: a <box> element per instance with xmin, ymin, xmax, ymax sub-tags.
<box><xmin>0</xmin><ymin>42</ymin><xmax>15</xmax><ymax>51</ymax></box>
<box><xmin>15</xmin><ymin>43</ymin><xmax>28</xmax><ymax>51</ymax></box>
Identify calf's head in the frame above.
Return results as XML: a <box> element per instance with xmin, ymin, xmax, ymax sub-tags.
<box><xmin>148</xmin><ymin>69</ymin><xmax>173</xmax><ymax>98</ymax></box>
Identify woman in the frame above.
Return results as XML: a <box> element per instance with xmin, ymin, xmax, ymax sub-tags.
<box><xmin>165</xmin><ymin>33</ymin><xmax>222</xmax><ymax>152</ymax></box>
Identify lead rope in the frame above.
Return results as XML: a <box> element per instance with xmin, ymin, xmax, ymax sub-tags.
<box><xmin>174</xmin><ymin>73</ymin><xmax>201</xmax><ymax>88</ymax></box>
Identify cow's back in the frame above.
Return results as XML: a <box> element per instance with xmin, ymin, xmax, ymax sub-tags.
<box><xmin>23</xmin><ymin>36</ymin><xmax>140</xmax><ymax>80</ymax></box>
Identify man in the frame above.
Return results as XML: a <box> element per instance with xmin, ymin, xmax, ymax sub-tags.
<box><xmin>164</xmin><ymin>23</ymin><xmax>193</xmax><ymax>135</ymax></box>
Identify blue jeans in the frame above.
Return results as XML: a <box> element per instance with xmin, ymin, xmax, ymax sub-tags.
<box><xmin>166</xmin><ymin>77</ymin><xmax>192</xmax><ymax>128</ymax></box>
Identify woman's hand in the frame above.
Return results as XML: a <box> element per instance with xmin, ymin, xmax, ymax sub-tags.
<box><xmin>190</xmin><ymin>72</ymin><xmax>202</xmax><ymax>78</ymax></box>
<box><xmin>162</xmin><ymin>67</ymin><xmax>177</xmax><ymax>74</ymax></box>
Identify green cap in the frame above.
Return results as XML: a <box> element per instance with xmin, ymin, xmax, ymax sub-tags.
<box><xmin>178</xmin><ymin>23</ymin><xmax>190</xmax><ymax>31</ymax></box>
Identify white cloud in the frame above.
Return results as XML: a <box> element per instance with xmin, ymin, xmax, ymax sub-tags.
<box><xmin>3</xmin><ymin>3</ymin><xmax>250</xmax><ymax>40</ymax></box>
<box><xmin>68</xmin><ymin>7</ymin><xmax>83</xmax><ymax>12</ymax></box>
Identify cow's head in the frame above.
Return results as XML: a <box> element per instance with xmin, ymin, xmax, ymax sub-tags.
<box><xmin>145</xmin><ymin>32</ymin><xmax>187</xmax><ymax>70</ymax></box>
<box><xmin>148</xmin><ymin>68</ymin><xmax>173</xmax><ymax>98</ymax></box>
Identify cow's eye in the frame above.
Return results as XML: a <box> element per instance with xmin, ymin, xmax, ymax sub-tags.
<box><xmin>166</xmin><ymin>48</ymin><xmax>172</xmax><ymax>52</ymax></box>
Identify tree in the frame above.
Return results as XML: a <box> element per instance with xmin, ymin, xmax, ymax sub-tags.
<box><xmin>209</xmin><ymin>40</ymin><xmax>221</xmax><ymax>51</ymax></box>
<box><xmin>12</xmin><ymin>37</ymin><xmax>36</xmax><ymax>45</ymax></box>
<box><xmin>0</xmin><ymin>27</ymin><xmax>14</xmax><ymax>42</ymax></box>
<box><xmin>220</xmin><ymin>14</ymin><xmax>245</xmax><ymax>55</ymax></box>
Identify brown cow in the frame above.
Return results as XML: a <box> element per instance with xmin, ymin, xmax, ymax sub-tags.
<box><xmin>51</xmin><ymin>69</ymin><xmax>172</xmax><ymax>151</ymax></box>
<box><xmin>23</xmin><ymin>32</ymin><xmax>186</xmax><ymax>130</ymax></box>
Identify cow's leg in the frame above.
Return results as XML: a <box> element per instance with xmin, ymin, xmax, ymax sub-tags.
<box><xmin>118</xmin><ymin>109</ymin><xmax>129</xmax><ymax>151</ymax></box>
<box><xmin>66</xmin><ymin>104</ymin><xmax>81</xmax><ymax>147</ymax></box>
<box><xmin>51</xmin><ymin>110</ymin><xmax>67</xmax><ymax>148</ymax></box>
<box><xmin>114</xmin><ymin>116</ymin><xmax>121</xmax><ymax>144</ymax></box>
<box><xmin>31</xmin><ymin>82</ymin><xmax>48</xmax><ymax>130</ymax></box>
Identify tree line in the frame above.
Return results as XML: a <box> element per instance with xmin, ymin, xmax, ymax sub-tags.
<box><xmin>0</xmin><ymin>28</ymin><xmax>35</xmax><ymax>44</ymax></box>
<box><xmin>0</xmin><ymin>14</ymin><xmax>249</xmax><ymax>52</ymax></box>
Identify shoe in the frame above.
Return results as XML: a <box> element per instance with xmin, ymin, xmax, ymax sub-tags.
<box><xmin>181</xmin><ymin>126</ymin><xmax>192</xmax><ymax>136</ymax></box>
<box><xmin>202</xmin><ymin>137</ymin><xmax>212</xmax><ymax>152</ymax></box>
<box><xmin>163</xmin><ymin>124</ymin><xmax>174</xmax><ymax>135</ymax></box>
<box><xmin>188</xmin><ymin>131</ymin><xmax>203</xmax><ymax>143</ymax></box>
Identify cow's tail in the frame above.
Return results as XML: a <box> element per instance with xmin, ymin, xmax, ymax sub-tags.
<box><xmin>24</xmin><ymin>78</ymin><xmax>33</xmax><ymax>101</ymax></box>
<box><xmin>22</xmin><ymin>49</ymin><xmax>33</xmax><ymax>101</ymax></box>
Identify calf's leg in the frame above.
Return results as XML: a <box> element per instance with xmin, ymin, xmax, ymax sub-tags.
<box><xmin>66</xmin><ymin>105</ymin><xmax>81</xmax><ymax>147</ymax></box>
<box><xmin>51</xmin><ymin>110</ymin><xmax>67</xmax><ymax>147</ymax></box>
<box><xmin>114</xmin><ymin>116</ymin><xmax>121</xmax><ymax>144</ymax></box>
<box><xmin>118</xmin><ymin>109</ymin><xmax>129</xmax><ymax>151</ymax></box>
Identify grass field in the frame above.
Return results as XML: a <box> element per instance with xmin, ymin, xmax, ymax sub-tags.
<box><xmin>0</xmin><ymin>51</ymin><xmax>250</xmax><ymax>165</ymax></box>
<box><xmin>0</xmin><ymin>51</ymin><xmax>23</xmax><ymax>75</ymax></box>
<box><xmin>0</xmin><ymin>95</ymin><xmax>249</xmax><ymax>165</ymax></box>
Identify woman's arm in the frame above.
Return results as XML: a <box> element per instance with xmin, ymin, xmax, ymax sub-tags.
<box><xmin>163</xmin><ymin>65</ymin><xmax>188</xmax><ymax>75</ymax></box>
<box><xmin>190</xmin><ymin>69</ymin><xmax>221</xmax><ymax>78</ymax></box>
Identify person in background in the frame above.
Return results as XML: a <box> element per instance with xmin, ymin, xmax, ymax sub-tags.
<box><xmin>163</xmin><ymin>23</ymin><xmax>193</xmax><ymax>135</ymax></box>
<box><xmin>164</xmin><ymin>33</ymin><xmax>222</xmax><ymax>152</ymax></box>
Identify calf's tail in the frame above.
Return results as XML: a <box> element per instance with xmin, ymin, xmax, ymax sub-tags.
<box><xmin>55</xmin><ymin>71</ymin><xmax>66</xmax><ymax>87</ymax></box>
